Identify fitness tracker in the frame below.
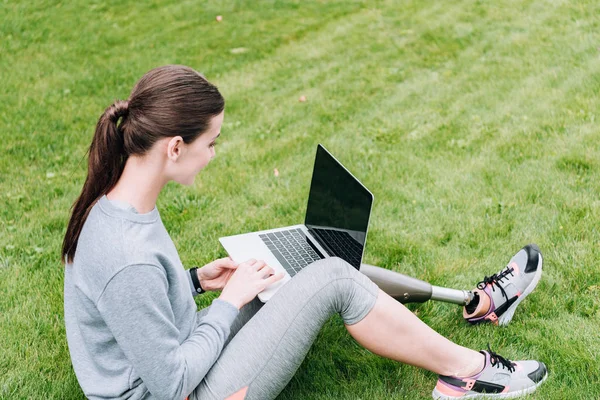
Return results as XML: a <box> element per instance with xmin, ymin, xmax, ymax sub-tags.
<box><xmin>189</xmin><ymin>267</ymin><xmax>206</xmax><ymax>294</ymax></box>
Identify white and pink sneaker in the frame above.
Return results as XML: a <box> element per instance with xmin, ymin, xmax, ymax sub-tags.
<box><xmin>463</xmin><ymin>244</ymin><xmax>543</xmax><ymax>326</ymax></box>
<box><xmin>433</xmin><ymin>347</ymin><xmax>548</xmax><ymax>399</ymax></box>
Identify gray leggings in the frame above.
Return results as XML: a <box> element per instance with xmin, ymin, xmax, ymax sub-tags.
<box><xmin>191</xmin><ymin>257</ymin><xmax>380</xmax><ymax>400</ymax></box>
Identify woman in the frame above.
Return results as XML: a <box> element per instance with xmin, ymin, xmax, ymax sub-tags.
<box><xmin>62</xmin><ymin>65</ymin><xmax>547</xmax><ymax>400</ymax></box>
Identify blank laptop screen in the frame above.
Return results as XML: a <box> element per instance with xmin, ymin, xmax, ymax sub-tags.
<box><xmin>304</xmin><ymin>145</ymin><xmax>373</xmax><ymax>268</ymax></box>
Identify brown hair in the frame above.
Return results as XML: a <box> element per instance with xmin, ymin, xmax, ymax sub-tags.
<box><xmin>61</xmin><ymin>65</ymin><xmax>225</xmax><ymax>264</ymax></box>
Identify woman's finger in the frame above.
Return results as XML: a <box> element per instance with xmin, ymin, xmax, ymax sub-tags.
<box><xmin>214</xmin><ymin>257</ymin><xmax>237</xmax><ymax>268</ymax></box>
<box><xmin>223</xmin><ymin>258</ymin><xmax>239</xmax><ymax>268</ymax></box>
<box><xmin>259</xmin><ymin>266</ymin><xmax>274</xmax><ymax>278</ymax></box>
<box><xmin>242</xmin><ymin>258</ymin><xmax>257</xmax><ymax>268</ymax></box>
<box><xmin>265</xmin><ymin>272</ymin><xmax>285</xmax><ymax>284</ymax></box>
<box><xmin>253</xmin><ymin>260</ymin><xmax>267</xmax><ymax>271</ymax></box>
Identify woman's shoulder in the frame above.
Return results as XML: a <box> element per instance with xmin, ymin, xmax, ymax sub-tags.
<box><xmin>80</xmin><ymin>198</ymin><xmax>168</xmax><ymax>253</ymax></box>
<box><xmin>71</xmin><ymin>201</ymin><xmax>174</xmax><ymax>299</ymax></box>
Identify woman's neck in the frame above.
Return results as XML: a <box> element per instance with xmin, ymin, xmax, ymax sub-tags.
<box><xmin>106</xmin><ymin>155</ymin><xmax>167</xmax><ymax>214</ymax></box>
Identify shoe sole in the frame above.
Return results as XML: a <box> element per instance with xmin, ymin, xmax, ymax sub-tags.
<box><xmin>497</xmin><ymin>252</ymin><xmax>543</xmax><ymax>326</ymax></box>
<box><xmin>432</xmin><ymin>372</ymin><xmax>548</xmax><ymax>399</ymax></box>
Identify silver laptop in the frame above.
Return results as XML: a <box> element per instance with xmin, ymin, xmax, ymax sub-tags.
<box><xmin>219</xmin><ymin>144</ymin><xmax>374</xmax><ymax>302</ymax></box>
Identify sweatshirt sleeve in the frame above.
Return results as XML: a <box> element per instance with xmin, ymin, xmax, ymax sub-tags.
<box><xmin>96</xmin><ymin>264</ymin><xmax>239</xmax><ymax>400</ymax></box>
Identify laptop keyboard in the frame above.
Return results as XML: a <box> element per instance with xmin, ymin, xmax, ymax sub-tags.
<box><xmin>259</xmin><ymin>229</ymin><xmax>322</xmax><ymax>277</ymax></box>
<box><xmin>311</xmin><ymin>228</ymin><xmax>363</xmax><ymax>268</ymax></box>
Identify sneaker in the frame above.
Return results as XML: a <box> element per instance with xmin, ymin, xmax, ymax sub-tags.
<box><xmin>432</xmin><ymin>347</ymin><xmax>548</xmax><ymax>399</ymax></box>
<box><xmin>463</xmin><ymin>244</ymin><xmax>543</xmax><ymax>326</ymax></box>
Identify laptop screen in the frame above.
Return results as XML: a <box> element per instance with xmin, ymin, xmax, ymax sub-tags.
<box><xmin>304</xmin><ymin>144</ymin><xmax>373</xmax><ymax>269</ymax></box>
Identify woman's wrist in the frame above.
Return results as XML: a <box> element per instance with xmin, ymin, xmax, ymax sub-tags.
<box><xmin>195</xmin><ymin>268</ymin><xmax>207</xmax><ymax>292</ymax></box>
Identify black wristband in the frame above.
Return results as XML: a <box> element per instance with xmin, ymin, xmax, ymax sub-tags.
<box><xmin>189</xmin><ymin>267</ymin><xmax>205</xmax><ymax>294</ymax></box>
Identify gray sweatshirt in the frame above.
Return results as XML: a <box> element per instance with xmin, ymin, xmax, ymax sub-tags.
<box><xmin>64</xmin><ymin>195</ymin><xmax>239</xmax><ymax>400</ymax></box>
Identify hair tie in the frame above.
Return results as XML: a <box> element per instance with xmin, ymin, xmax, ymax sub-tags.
<box><xmin>107</xmin><ymin>100</ymin><xmax>129</xmax><ymax>123</ymax></box>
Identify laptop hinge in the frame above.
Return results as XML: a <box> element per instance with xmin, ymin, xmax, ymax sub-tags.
<box><xmin>306</xmin><ymin>227</ymin><xmax>335</xmax><ymax>258</ymax></box>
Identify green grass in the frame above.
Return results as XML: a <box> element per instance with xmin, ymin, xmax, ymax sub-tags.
<box><xmin>1</xmin><ymin>0</ymin><xmax>600</xmax><ymax>398</ymax></box>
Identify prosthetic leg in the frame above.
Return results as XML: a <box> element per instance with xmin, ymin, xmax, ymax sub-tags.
<box><xmin>359</xmin><ymin>244</ymin><xmax>543</xmax><ymax>311</ymax></box>
<box><xmin>360</xmin><ymin>264</ymin><xmax>474</xmax><ymax>306</ymax></box>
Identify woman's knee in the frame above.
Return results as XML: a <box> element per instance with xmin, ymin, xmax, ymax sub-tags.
<box><xmin>302</xmin><ymin>257</ymin><xmax>378</xmax><ymax>325</ymax></box>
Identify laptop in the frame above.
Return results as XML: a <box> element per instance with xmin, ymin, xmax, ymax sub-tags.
<box><xmin>219</xmin><ymin>144</ymin><xmax>374</xmax><ymax>302</ymax></box>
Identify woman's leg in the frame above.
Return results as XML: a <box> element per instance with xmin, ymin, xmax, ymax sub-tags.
<box><xmin>346</xmin><ymin>290</ymin><xmax>484</xmax><ymax>377</ymax></box>
<box><xmin>192</xmin><ymin>257</ymin><xmax>380</xmax><ymax>400</ymax></box>
<box><xmin>198</xmin><ymin>279</ymin><xmax>482</xmax><ymax>376</ymax></box>
<box><xmin>197</xmin><ymin>297</ymin><xmax>265</xmax><ymax>347</ymax></box>
<box><xmin>192</xmin><ymin>257</ymin><xmax>483</xmax><ymax>400</ymax></box>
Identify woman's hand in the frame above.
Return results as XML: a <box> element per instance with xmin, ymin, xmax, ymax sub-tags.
<box><xmin>197</xmin><ymin>257</ymin><xmax>239</xmax><ymax>292</ymax></box>
<box><xmin>218</xmin><ymin>259</ymin><xmax>285</xmax><ymax>309</ymax></box>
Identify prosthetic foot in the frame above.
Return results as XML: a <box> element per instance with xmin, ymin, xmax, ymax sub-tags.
<box><xmin>463</xmin><ymin>244</ymin><xmax>543</xmax><ymax>326</ymax></box>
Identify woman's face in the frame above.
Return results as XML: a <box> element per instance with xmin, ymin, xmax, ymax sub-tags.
<box><xmin>168</xmin><ymin>111</ymin><xmax>224</xmax><ymax>185</ymax></box>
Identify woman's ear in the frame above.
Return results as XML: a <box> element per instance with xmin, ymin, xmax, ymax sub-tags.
<box><xmin>167</xmin><ymin>136</ymin><xmax>185</xmax><ymax>161</ymax></box>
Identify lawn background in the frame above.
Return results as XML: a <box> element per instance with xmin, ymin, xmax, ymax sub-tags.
<box><xmin>1</xmin><ymin>0</ymin><xmax>599</xmax><ymax>398</ymax></box>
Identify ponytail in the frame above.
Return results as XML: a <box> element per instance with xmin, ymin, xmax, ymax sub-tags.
<box><xmin>61</xmin><ymin>100</ymin><xmax>129</xmax><ymax>264</ymax></box>
<box><xmin>61</xmin><ymin>65</ymin><xmax>225</xmax><ymax>265</ymax></box>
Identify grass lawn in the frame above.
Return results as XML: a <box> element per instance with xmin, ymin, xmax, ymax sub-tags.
<box><xmin>1</xmin><ymin>0</ymin><xmax>599</xmax><ymax>398</ymax></box>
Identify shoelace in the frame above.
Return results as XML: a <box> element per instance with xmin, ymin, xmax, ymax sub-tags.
<box><xmin>487</xmin><ymin>344</ymin><xmax>516</xmax><ymax>373</ymax></box>
<box><xmin>476</xmin><ymin>265</ymin><xmax>515</xmax><ymax>300</ymax></box>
